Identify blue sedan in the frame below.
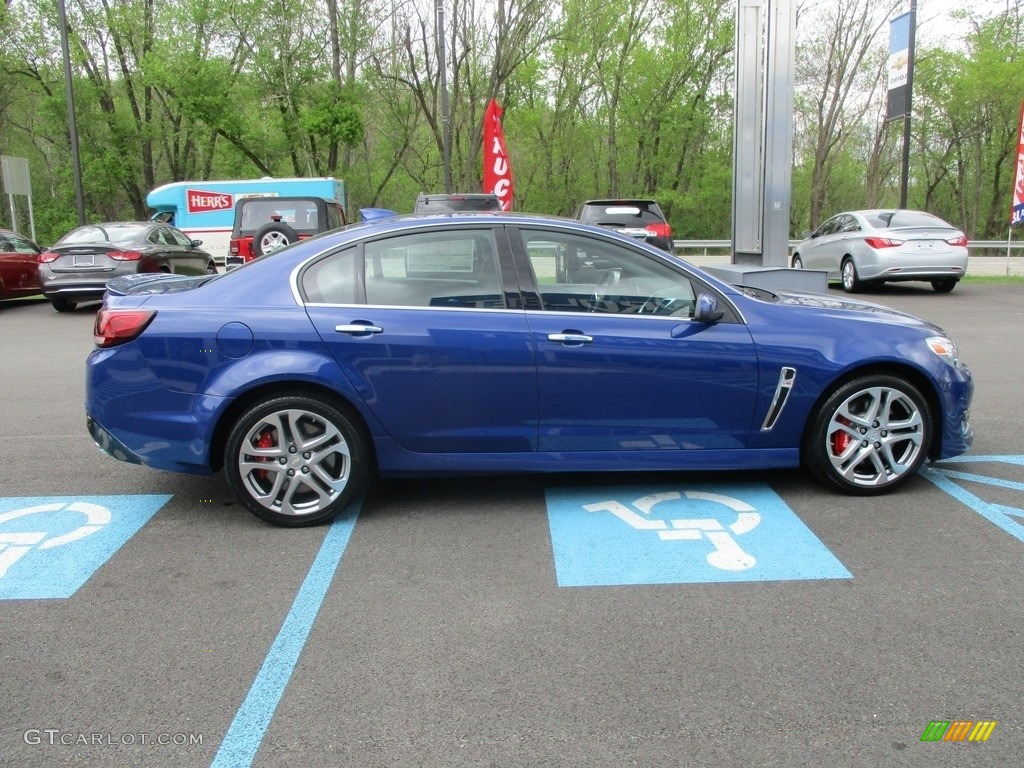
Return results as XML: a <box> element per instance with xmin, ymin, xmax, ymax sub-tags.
<box><xmin>85</xmin><ymin>213</ymin><xmax>974</xmax><ymax>526</ymax></box>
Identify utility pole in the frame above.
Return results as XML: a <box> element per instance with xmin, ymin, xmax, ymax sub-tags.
<box><xmin>436</xmin><ymin>0</ymin><xmax>452</xmax><ymax>194</ymax></box>
<box><xmin>57</xmin><ymin>0</ymin><xmax>86</xmax><ymax>225</ymax></box>
<box><xmin>899</xmin><ymin>0</ymin><xmax>917</xmax><ymax>209</ymax></box>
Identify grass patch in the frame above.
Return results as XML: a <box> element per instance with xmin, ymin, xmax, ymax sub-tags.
<box><xmin>962</xmin><ymin>274</ymin><xmax>1024</xmax><ymax>283</ymax></box>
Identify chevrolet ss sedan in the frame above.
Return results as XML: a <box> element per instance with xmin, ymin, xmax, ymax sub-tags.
<box><xmin>86</xmin><ymin>213</ymin><xmax>974</xmax><ymax>526</ymax></box>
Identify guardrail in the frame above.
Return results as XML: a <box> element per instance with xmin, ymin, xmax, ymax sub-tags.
<box><xmin>672</xmin><ymin>239</ymin><xmax>1024</xmax><ymax>257</ymax></box>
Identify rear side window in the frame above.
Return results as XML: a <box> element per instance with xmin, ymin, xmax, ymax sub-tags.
<box><xmin>364</xmin><ymin>230</ymin><xmax>503</xmax><ymax>308</ymax></box>
<box><xmin>302</xmin><ymin>247</ymin><xmax>358</xmax><ymax>304</ymax></box>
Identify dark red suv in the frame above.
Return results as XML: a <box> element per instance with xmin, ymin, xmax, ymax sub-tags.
<box><xmin>573</xmin><ymin>199</ymin><xmax>674</xmax><ymax>251</ymax></box>
<box><xmin>226</xmin><ymin>196</ymin><xmax>347</xmax><ymax>268</ymax></box>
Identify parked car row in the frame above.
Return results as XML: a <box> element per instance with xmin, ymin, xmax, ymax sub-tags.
<box><xmin>2</xmin><ymin>202</ymin><xmax>972</xmax><ymax>312</ymax></box>
<box><xmin>1</xmin><ymin>222</ymin><xmax>217</xmax><ymax>311</ymax></box>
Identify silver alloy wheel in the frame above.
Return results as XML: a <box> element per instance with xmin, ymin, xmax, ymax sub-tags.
<box><xmin>841</xmin><ymin>259</ymin><xmax>858</xmax><ymax>292</ymax></box>
<box><xmin>259</xmin><ymin>230</ymin><xmax>291</xmax><ymax>253</ymax></box>
<box><xmin>824</xmin><ymin>384</ymin><xmax>925</xmax><ymax>488</ymax></box>
<box><xmin>792</xmin><ymin>255</ymin><xmax>803</xmax><ymax>269</ymax></box>
<box><xmin>237</xmin><ymin>407</ymin><xmax>352</xmax><ymax>517</ymax></box>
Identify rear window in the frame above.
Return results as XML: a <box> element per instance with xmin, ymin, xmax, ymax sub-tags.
<box><xmin>58</xmin><ymin>224</ymin><xmax>146</xmax><ymax>245</ymax></box>
<box><xmin>863</xmin><ymin>211</ymin><xmax>948</xmax><ymax>229</ymax></box>
<box><xmin>237</xmin><ymin>200</ymin><xmax>322</xmax><ymax>234</ymax></box>
<box><xmin>414</xmin><ymin>194</ymin><xmax>501</xmax><ymax>213</ymax></box>
<box><xmin>578</xmin><ymin>203</ymin><xmax>665</xmax><ymax>227</ymax></box>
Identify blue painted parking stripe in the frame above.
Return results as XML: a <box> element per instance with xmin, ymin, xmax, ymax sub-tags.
<box><xmin>210</xmin><ymin>503</ymin><xmax>360</xmax><ymax>768</ymax></box>
<box><xmin>929</xmin><ymin>468</ymin><xmax>1024</xmax><ymax>493</ymax></box>
<box><xmin>922</xmin><ymin>467</ymin><xmax>1024</xmax><ymax>544</ymax></box>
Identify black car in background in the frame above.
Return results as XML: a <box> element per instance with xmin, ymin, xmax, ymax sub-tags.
<box><xmin>38</xmin><ymin>221</ymin><xmax>217</xmax><ymax>312</ymax></box>
<box><xmin>574</xmin><ymin>199</ymin><xmax>674</xmax><ymax>251</ymax></box>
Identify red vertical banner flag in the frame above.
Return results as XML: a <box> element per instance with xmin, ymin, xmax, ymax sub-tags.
<box><xmin>1012</xmin><ymin>98</ymin><xmax>1024</xmax><ymax>228</ymax></box>
<box><xmin>483</xmin><ymin>99</ymin><xmax>514</xmax><ymax>211</ymax></box>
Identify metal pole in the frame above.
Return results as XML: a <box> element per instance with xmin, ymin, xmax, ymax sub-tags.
<box><xmin>56</xmin><ymin>0</ymin><xmax>86</xmax><ymax>225</ymax></box>
<box><xmin>899</xmin><ymin>0</ymin><xmax>917</xmax><ymax>209</ymax></box>
<box><xmin>436</xmin><ymin>0</ymin><xmax>452</xmax><ymax>194</ymax></box>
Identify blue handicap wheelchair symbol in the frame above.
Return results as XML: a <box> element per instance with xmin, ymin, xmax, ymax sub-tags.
<box><xmin>545</xmin><ymin>483</ymin><xmax>851</xmax><ymax>587</ymax></box>
<box><xmin>0</xmin><ymin>495</ymin><xmax>171</xmax><ymax>599</ymax></box>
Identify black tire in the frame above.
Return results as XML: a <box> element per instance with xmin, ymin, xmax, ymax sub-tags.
<box><xmin>791</xmin><ymin>255</ymin><xmax>803</xmax><ymax>269</ymax></box>
<box><xmin>206</xmin><ymin>262</ymin><xmax>218</xmax><ymax>275</ymax></box>
<box><xmin>931</xmin><ymin>278</ymin><xmax>957</xmax><ymax>293</ymax></box>
<box><xmin>252</xmin><ymin>222</ymin><xmax>299</xmax><ymax>257</ymax></box>
<box><xmin>50</xmin><ymin>297</ymin><xmax>76</xmax><ymax>312</ymax></box>
<box><xmin>803</xmin><ymin>374</ymin><xmax>932</xmax><ymax>495</ymax></box>
<box><xmin>224</xmin><ymin>394</ymin><xmax>369</xmax><ymax>527</ymax></box>
<box><xmin>840</xmin><ymin>257</ymin><xmax>862</xmax><ymax>293</ymax></box>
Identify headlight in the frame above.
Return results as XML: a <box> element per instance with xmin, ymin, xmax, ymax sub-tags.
<box><xmin>926</xmin><ymin>336</ymin><xmax>962</xmax><ymax>367</ymax></box>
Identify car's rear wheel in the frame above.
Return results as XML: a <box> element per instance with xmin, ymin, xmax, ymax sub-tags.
<box><xmin>253</xmin><ymin>222</ymin><xmax>299</xmax><ymax>257</ymax></box>
<box><xmin>804</xmin><ymin>374</ymin><xmax>932</xmax><ymax>495</ymax></box>
<box><xmin>931</xmin><ymin>278</ymin><xmax>957</xmax><ymax>293</ymax></box>
<box><xmin>841</xmin><ymin>257</ymin><xmax>863</xmax><ymax>293</ymax></box>
<box><xmin>50</xmin><ymin>297</ymin><xmax>76</xmax><ymax>312</ymax></box>
<box><xmin>225</xmin><ymin>394</ymin><xmax>369</xmax><ymax>527</ymax></box>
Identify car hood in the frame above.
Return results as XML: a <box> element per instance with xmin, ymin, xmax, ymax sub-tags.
<box><xmin>106</xmin><ymin>273</ymin><xmax>210</xmax><ymax>296</ymax></box>
<box><xmin>769</xmin><ymin>290</ymin><xmax>946</xmax><ymax>332</ymax></box>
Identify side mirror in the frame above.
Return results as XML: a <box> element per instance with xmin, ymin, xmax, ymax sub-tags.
<box><xmin>191</xmin><ymin>239</ymin><xmax>203</xmax><ymax>247</ymax></box>
<box><xmin>802</xmin><ymin>229</ymin><xmax>812</xmax><ymax>239</ymax></box>
<box><xmin>693</xmin><ymin>292</ymin><xmax>724</xmax><ymax>324</ymax></box>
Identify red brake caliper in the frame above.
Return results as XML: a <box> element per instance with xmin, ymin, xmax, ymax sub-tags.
<box><xmin>255</xmin><ymin>427</ymin><xmax>276</xmax><ymax>482</ymax></box>
<box><xmin>831</xmin><ymin>417</ymin><xmax>853</xmax><ymax>456</ymax></box>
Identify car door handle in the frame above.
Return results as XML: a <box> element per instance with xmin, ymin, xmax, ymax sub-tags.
<box><xmin>335</xmin><ymin>324</ymin><xmax>383</xmax><ymax>335</ymax></box>
<box><xmin>548</xmin><ymin>332</ymin><xmax>593</xmax><ymax>345</ymax></box>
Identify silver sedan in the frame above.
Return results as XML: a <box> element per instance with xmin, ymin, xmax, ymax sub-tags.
<box><xmin>791</xmin><ymin>209</ymin><xmax>969</xmax><ymax>293</ymax></box>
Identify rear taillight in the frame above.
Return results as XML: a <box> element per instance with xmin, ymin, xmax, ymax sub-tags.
<box><xmin>646</xmin><ymin>222</ymin><xmax>672</xmax><ymax>239</ymax></box>
<box><xmin>38</xmin><ymin>251</ymin><xmax>60</xmax><ymax>263</ymax></box>
<box><xmin>108</xmin><ymin>250</ymin><xmax>144</xmax><ymax>261</ymax></box>
<box><xmin>94</xmin><ymin>309</ymin><xmax>156</xmax><ymax>348</ymax></box>
<box><xmin>947</xmin><ymin>234</ymin><xmax>968</xmax><ymax>247</ymax></box>
<box><xmin>864</xmin><ymin>237</ymin><xmax>904</xmax><ymax>249</ymax></box>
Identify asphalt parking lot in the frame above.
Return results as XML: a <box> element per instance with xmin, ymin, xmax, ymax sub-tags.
<box><xmin>0</xmin><ymin>279</ymin><xmax>1021</xmax><ymax>767</ymax></box>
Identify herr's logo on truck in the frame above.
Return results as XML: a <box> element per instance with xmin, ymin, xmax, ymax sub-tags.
<box><xmin>187</xmin><ymin>189</ymin><xmax>234</xmax><ymax>214</ymax></box>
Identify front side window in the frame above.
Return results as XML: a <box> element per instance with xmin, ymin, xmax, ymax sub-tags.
<box><xmin>517</xmin><ymin>228</ymin><xmax>695</xmax><ymax>317</ymax></box>
<box><xmin>363</xmin><ymin>230</ymin><xmax>504</xmax><ymax>309</ymax></box>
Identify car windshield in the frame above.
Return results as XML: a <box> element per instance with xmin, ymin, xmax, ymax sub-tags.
<box><xmin>59</xmin><ymin>224</ymin><xmax>146</xmax><ymax>245</ymax></box>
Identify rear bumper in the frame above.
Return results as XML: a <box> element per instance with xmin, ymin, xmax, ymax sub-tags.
<box><xmin>87</xmin><ymin>414</ymin><xmax>144</xmax><ymax>465</ymax></box>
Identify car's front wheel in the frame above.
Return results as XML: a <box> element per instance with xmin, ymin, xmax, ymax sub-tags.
<box><xmin>803</xmin><ymin>374</ymin><xmax>932</xmax><ymax>495</ymax></box>
<box><xmin>791</xmin><ymin>255</ymin><xmax>803</xmax><ymax>269</ymax></box>
<box><xmin>225</xmin><ymin>394</ymin><xmax>369</xmax><ymax>526</ymax></box>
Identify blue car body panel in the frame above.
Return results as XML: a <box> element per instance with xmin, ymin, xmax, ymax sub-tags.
<box><xmin>86</xmin><ymin>214</ymin><xmax>974</xmax><ymax>480</ymax></box>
